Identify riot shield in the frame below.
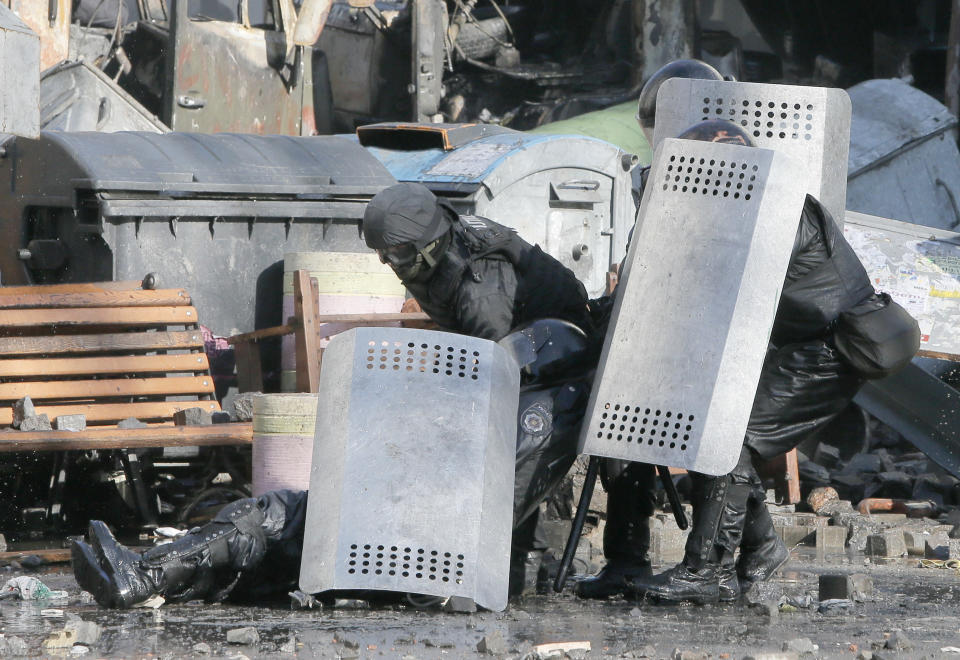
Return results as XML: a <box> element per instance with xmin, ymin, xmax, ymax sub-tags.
<box><xmin>298</xmin><ymin>327</ymin><xmax>519</xmax><ymax>612</ymax></box>
<box><xmin>652</xmin><ymin>78</ymin><xmax>851</xmax><ymax>225</ymax></box>
<box><xmin>578</xmin><ymin>138</ymin><xmax>807</xmax><ymax>475</ymax></box>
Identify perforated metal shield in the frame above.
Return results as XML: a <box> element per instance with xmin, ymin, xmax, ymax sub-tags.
<box><xmin>578</xmin><ymin>139</ymin><xmax>807</xmax><ymax>475</ymax></box>
<box><xmin>653</xmin><ymin>79</ymin><xmax>851</xmax><ymax>225</ymax></box>
<box><xmin>298</xmin><ymin>327</ymin><xmax>519</xmax><ymax>611</ymax></box>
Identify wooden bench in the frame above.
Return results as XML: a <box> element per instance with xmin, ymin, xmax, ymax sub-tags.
<box><xmin>0</xmin><ymin>280</ymin><xmax>251</xmax><ymax>442</ymax></box>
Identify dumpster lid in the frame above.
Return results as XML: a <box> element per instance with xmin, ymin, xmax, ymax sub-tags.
<box><xmin>41</xmin><ymin>131</ymin><xmax>396</xmax><ymax>195</ymax></box>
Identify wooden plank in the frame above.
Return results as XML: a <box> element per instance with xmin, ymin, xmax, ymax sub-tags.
<box><xmin>314</xmin><ymin>312</ymin><xmax>431</xmax><ymax>323</ymax></box>
<box><xmin>0</xmin><ymin>281</ymin><xmax>145</xmax><ymax>295</ymax></box>
<box><xmin>0</xmin><ymin>352</ymin><xmax>209</xmax><ymax>377</ymax></box>
<box><xmin>0</xmin><ymin>423</ymin><xmax>252</xmax><ymax>452</ymax></box>
<box><xmin>917</xmin><ymin>349</ymin><xmax>960</xmax><ymax>362</ymax></box>
<box><xmin>234</xmin><ymin>341</ymin><xmax>263</xmax><ymax>393</ymax></box>
<box><xmin>0</xmin><ymin>400</ymin><xmax>220</xmax><ymax>425</ymax></box>
<box><xmin>0</xmin><ymin>330</ymin><xmax>204</xmax><ymax>356</ymax></box>
<box><xmin>0</xmin><ymin>306</ymin><xmax>199</xmax><ymax>328</ymax></box>
<box><xmin>294</xmin><ymin>271</ymin><xmax>320</xmax><ymax>394</ymax></box>
<box><xmin>0</xmin><ymin>289</ymin><xmax>191</xmax><ymax>309</ymax></box>
<box><xmin>0</xmin><ymin>376</ymin><xmax>215</xmax><ymax>401</ymax></box>
<box><xmin>759</xmin><ymin>448</ymin><xmax>801</xmax><ymax>505</ymax></box>
<box><xmin>0</xmin><ymin>548</ymin><xmax>71</xmax><ymax>564</ymax></box>
<box><xmin>226</xmin><ymin>323</ymin><xmax>297</xmax><ymax>344</ymax></box>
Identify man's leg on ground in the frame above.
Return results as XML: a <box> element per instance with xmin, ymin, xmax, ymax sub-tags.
<box><xmin>72</xmin><ymin>489</ymin><xmax>308</xmax><ymax>608</ymax></box>
<box><xmin>576</xmin><ymin>460</ymin><xmax>655</xmax><ymax>599</ymax></box>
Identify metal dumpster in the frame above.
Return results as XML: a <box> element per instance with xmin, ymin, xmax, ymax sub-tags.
<box><xmin>0</xmin><ymin>131</ymin><xmax>397</xmax><ymax>335</ymax></box>
<box><xmin>357</xmin><ymin>123</ymin><xmax>637</xmax><ymax>298</ymax></box>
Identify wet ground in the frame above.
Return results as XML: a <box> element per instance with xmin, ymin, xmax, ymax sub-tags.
<box><xmin>3</xmin><ymin>553</ymin><xmax>960</xmax><ymax>658</ymax></box>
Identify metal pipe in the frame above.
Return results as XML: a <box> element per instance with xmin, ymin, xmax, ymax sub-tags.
<box><xmin>553</xmin><ymin>454</ymin><xmax>600</xmax><ymax>592</ymax></box>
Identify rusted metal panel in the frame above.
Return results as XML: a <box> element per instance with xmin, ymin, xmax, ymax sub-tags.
<box><xmin>165</xmin><ymin>0</ymin><xmax>309</xmax><ymax>134</ymax></box>
<box><xmin>5</xmin><ymin>0</ymin><xmax>70</xmax><ymax>70</ymax></box>
<box><xmin>0</xmin><ymin>3</ymin><xmax>40</xmax><ymax>138</ymax></box>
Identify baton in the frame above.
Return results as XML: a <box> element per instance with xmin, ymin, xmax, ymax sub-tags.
<box><xmin>657</xmin><ymin>465</ymin><xmax>688</xmax><ymax>530</ymax></box>
<box><xmin>553</xmin><ymin>455</ymin><xmax>600</xmax><ymax>593</ymax></box>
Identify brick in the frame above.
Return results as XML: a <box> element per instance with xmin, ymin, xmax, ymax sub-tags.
<box><xmin>924</xmin><ymin>536</ymin><xmax>960</xmax><ymax>560</ymax></box>
<box><xmin>55</xmin><ymin>414</ymin><xmax>86</xmax><ymax>432</ymax></box>
<box><xmin>815</xmin><ymin>526</ymin><xmax>847</xmax><ymax>552</ymax></box>
<box><xmin>865</xmin><ymin>531</ymin><xmax>907</xmax><ymax>558</ymax></box>
<box><xmin>173</xmin><ymin>407</ymin><xmax>212</xmax><ymax>426</ymax></box>
<box><xmin>776</xmin><ymin>525</ymin><xmax>816</xmax><ymax>547</ymax></box>
<box><xmin>19</xmin><ymin>414</ymin><xmax>51</xmax><ymax>432</ymax></box>
<box><xmin>903</xmin><ymin>530</ymin><xmax>929</xmax><ymax>556</ymax></box>
<box><xmin>819</xmin><ymin>574</ymin><xmax>873</xmax><ymax>600</ymax></box>
<box><xmin>651</xmin><ymin>526</ymin><xmax>688</xmax><ymax>563</ymax></box>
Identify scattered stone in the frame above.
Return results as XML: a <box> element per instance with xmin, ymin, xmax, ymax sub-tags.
<box><xmin>671</xmin><ymin>649</ymin><xmax>707</xmax><ymax>660</ymax></box>
<box><xmin>334</xmin><ymin>633</ymin><xmax>360</xmax><ymax>649</ymax></box>
<box><xmin>70</xmin><ymin>645</ymin><xmax>89</xmax><ymax>655</ymax></box>
<box><xmin>65</xmin><ymin>620</ymin><xmax>102</xmax><ymax>645</ymax></box>
<box><xmin>443</xmin><ymin>596</ymin><xmax>477</xmax><ymax>613</ymax></box>
<box><xmin>230</xmin><ymin>393</ymin><xmax>258</xmax><ymax>422</ymax></box>
<box><xmin>782</xmin><ymin>638</ymin><xmax>817</xmax><ymax>654</ymax></box>
<box><xmin>842</xmin><ymin>453</ymin><xmax>883</xmax><ymax>475</ymax></box>
<box><xmin>865</xmin><ymin>531</ymin><xmax>907</xmax><ymax>558</ymax></box>
<box><xmin>55</xmin><ymin>414</ymin><xmax>86</xmax><ymax>432</ymax></box>
<box><xmin>780</xmin><ymin>594</ymin><xmax>815</xmax><ymax>609</ymax></box>
<box><xmin>173</xmin><ymin>407</ymin><xmax>213</xmax><ymax>426</ymax></box>
<box><xmin>923</xmin><ymin>534</ymin><xmax>953</xmax><ymax>559</ymax></box>
<box><xmin>807</xmin><ymin>486</ymin><xmax>839</xmax><ymax>514</ymax></box>
<box><xmin>813</xmin><ymin>443</ymin><xmax>841</xmax><ymax>469</ymax></box>
<box><xmin>865</xmin><ymin>471</ymin><xmax>913</xmax><ymax>500</ymax></box>
<box><xmin>211</xmin><ymin>411</ymin><xmax>231</xmax><ymax>424</ymax></box>
<box><xmin>831</xmin><ymin>474</ymin><xmax>867</xmax><ymax>502</ymax></box>
<box><xmin>750</xmin><ymin>600</ymin><xmax>779</xmax><ymax>621</ymax></box>
<box><xmin>629</xmin><ymin>607</ymin><xmax>643</xmax><ymax>617</ymax></box>
<box><xmin>884</xmin><ymin>631</ymin><xmax>913</xmax><ymax>651</ymax></box>
<box><xmin>333</xmin><ymin>598</ymin><xmax>369</xmax><ymax>609</ymax></box>
<box><xmin>903</xmin><ymin>530</ymin><xmax>930</xmax><ymax>556</ymax></box>
<box><xmin>818</xmin><ymin>598</ymin><xmax>854</xmax><ymax>614</ymax></box>
<box><xmin>533</xmin><ymin>641</ymin><xmax>592</xmax><ymax>658</ymax></box>
<box><xmin>193</xmin><ymin>642</ymin><xmax>213</xmax><ymax>654</ymax></box>
<box><xmin>226</xmin><ymin>627</ymin><xmax>260</xmax><ymax>645</ymax></box>
<box><xmin>20</xmin><ymin>413</ymin><xmax>52</xmax><ymax>432</ymax></box>
<box><xmin>423</xmin><ymin>639</ymin><xmax>455</xmax><ymax>649</ymax></box>
<box><xmin>950</xmin><ymin>525</ymin><xmax>960</xmax><ymax>539</ymax></box>
<box><xmin>289</xmin><ymin>590</ymin><xmax>320</xmax><ymax>609</ymax></box>
<box><xmin>818</xmin><ymin>499</ymin><xmax>855</xmax><ymax>517</ymax></box>
<box><xmin>476</xmin><ymin>631</ymin><xmax>508</xmax><ymax>656</ymax></box>
<box><xmin>856</xmin><ymin>653</ymin><xmax>873</xmax><ymax>660</ymax></box>
<box><xmin>117</xmin><ymin>417</ymin><xmax>148</xmax><ymax>429</ymax></box>
<box><xmin>12</xmin><ymin>396</ymin><xmax>36</xmax><ymax>428</ymax></box>
<box><xmin>815</xmin><ymin>526</ymin><xmax>847</xmax><ymax>552</ymax></box>
<box><xmin>280</xmin><ymin>636</ymin><xmax>297</xmax><ymax>654</ymax></box>
<box><xmin>42</xmin><ymin>629</ymin><xmax>78</xmax><ymax>649</ymax></box>
<box><xmin>798</xmin><ymin>460</ymin><xmax>831</xmax><ymax>486</ymax></box>
<box><xmin>0</xmin><ymin>635</ymin><xmax>29</xmax><ymax>656</ymax></box>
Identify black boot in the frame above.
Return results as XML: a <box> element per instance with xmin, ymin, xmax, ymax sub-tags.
<box><xmin>73</xmin><ymin>497</ymin><xmax>270</xmax><ymax>608</ymax></box>
<box><xmin>629</xmin><ymin>473</ymin><xmax>729</xmax><ymax>604</ymax></box>
<box><xmin>737</xmin><ymin>486</ymin><xmax>788</xmax><ymax>592</ymax></box>
<box><xmin>714</xmin><ymin>480</ymin><xmax>752</xmax><ymax>603</ymax></box>
<box><xmin>576</xmin><ymin>461</ymin><xmax>654</xmax><ymax>599</ymax></box>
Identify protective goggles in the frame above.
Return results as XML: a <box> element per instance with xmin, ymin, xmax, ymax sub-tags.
<box><xmin>376</xmin><ymin>243</ymin><xmax>420</xmax><ymax>269</ymax></box>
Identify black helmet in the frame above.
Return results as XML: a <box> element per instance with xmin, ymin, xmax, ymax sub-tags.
<box><xmin>636</xmin><ymin>59</ymin><xmax>724</xmax><ymax>147</ymax></box>
<box><xmin>362</xmin><ymin>183</ymin><xmax>454</xmax><ymax>281</ymax></box>
<box><xmin>676</xmin><ymin>119</ymin><xmax>755</xmax><ymax>146</ymax></box>
<box><xmin>501</xmin><ymin>318</ymin><xmax>593</xmax><ymax>386</ymax></box>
